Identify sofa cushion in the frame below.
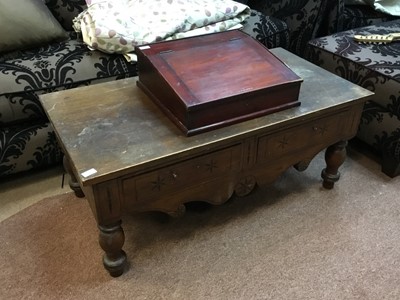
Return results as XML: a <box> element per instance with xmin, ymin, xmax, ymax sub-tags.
<box><xmin>0</xmin><ymin>33</ymin><xmax>137</xmax><ymax>125</ymax></box>
<box><xmin>0</xmin><ymin>0</ymin><xmax>68</xmax><ymax>53</ymax></box>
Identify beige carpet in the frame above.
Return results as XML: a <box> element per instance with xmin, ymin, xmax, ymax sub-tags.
<box><xmin>1</xmin><ymin>148</ymin><xmax>399</xmax><ymax>300</ymax></box>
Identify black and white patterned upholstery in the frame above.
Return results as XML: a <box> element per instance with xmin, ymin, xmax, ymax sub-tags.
<box><xmin>342</xmin><ymin>5</ymin><xmax>398</xmax><ymax>31</ymax></box>
<box><xmin>242</xmin><ymin>10</ymin><xmax>290</xmax><ymax>49</ymax></box>
<box><xmin>308</xmin><ymin>20</ymin><xmax>400</xmax><ymax>177</ymax></box>
<box><xmin>0</xmin><ymin>34</ymin><xmax>138</xmax><ymax>176</ymax></box>
<box><xmin>45</xmin><ymin>0</ymin><xmax>87</xmax><ymax>31</ymax></box>
<box><xmin>0</xmin><ymin>0</ymin><xmax>293</xmax><ymax>178</ymax></box>
<box><xmin>325</xmin><ymin>1</ymin><xmax>399</xmax><ymax>34</ymax></box>
<box><xmin>248</xmin><ymin>0</ymin><xmax>335</xmax><ymax>57</ymax></box>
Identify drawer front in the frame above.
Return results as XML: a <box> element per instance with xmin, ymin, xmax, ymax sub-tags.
<box><xmin>257</xmin><ymin>111</ymin><xmax>350</xmax><ymax>162</ymax></box>
<box><xmin>122</xmin><ymin>144</ymin><xmax>242</xmax><ymax>204</ymax></box>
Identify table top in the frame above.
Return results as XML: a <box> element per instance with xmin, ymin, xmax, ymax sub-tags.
<box><xmin>40</xmin><ymin>47</ymin><xmax>373</xmax><ymax>186</ymax></box>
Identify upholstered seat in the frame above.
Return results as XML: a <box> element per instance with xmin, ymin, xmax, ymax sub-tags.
<box><xmin>308</xmin><ymin>20</ymin><xmax>400</xmax><ymax>177</ymax></box>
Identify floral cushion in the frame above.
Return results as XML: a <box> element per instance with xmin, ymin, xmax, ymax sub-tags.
<box><xmin>73</xmin><ymin>0</ymin><xmax>251</xmax><ymax>54</ymax></box>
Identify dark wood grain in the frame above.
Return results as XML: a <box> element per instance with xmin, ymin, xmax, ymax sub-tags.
<box><xmin>135</xmin><ymin>31</ymin><xmax>302</xmax><ymax>135</ymax></box>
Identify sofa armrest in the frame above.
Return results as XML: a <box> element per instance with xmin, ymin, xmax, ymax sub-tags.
<box><xmin>45</xmin><ymin>0</ymin><xmax>87</xmax><ymax>31</ymax></box>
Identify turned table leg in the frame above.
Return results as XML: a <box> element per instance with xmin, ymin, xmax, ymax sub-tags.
<box><xmin>63</xmin><ymin>155</ymin><xmax>84</xmax><ymax>198</ymax></box>
<box><xmin>98</xmin><ymin>221</ymin><xmax>127</xmax><ymax>277</ymax></box>
<box><xmin>321</xmin><ymin>140</ymin><xmax>347</xmax><ymax>189</ymax></box>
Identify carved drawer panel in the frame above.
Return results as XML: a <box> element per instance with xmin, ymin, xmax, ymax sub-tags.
<box><xmin>122</xmin><ymin>144</ymin><xmax>242</xmax><ymax>204</ymax></box>
<box><xmin>257</xmin><ymin>111</ymin><xmax>350</xmax><ymax>162</ymax></box>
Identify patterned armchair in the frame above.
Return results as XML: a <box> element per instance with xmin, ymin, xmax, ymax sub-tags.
<box><xmin>0</xmin><ymin>0</ymin><xmax>293</xmax><ymax>178</ymax></box>
<box><xmin>307</xmin><ymin>10</ymin><xmax>400</xmax><ymax>177</ymax></box>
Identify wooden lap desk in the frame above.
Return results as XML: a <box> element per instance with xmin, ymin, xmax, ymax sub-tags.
<box><xmin>40</xmin><ymin>48</ymin><xmax>373</xmax><ymax>277</ymax></box>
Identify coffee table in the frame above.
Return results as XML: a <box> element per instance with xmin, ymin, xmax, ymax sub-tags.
<box><xmin>40</xmin><ymin>48</ymin><xmax>373</xmax><ymax>277</ymax></box>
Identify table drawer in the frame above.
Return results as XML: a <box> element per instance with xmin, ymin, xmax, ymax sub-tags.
<box><xmin>257</xmin><ymin>111</ymin><xmax>349</xmax><ymax>162</ymax></box>
<box><xmin>122</xmin><ymin>144</ymin><xmax>242</xmax><ymax>204</ymax></box>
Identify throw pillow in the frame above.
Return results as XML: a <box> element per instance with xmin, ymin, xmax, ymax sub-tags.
<box><xmin>74</xmin><ymin>0</ymin><xmax>250</xmax><ymax>55</ymax></box>
<box><xmin>0</xmin><ymin>0</ymin><xmax>68</xmax><ymax>53</ymax></box>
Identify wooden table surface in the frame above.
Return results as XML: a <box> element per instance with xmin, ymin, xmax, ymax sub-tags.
<box><xmin>40</xmin><ymin>48</ymin><xmax>373</xmax><ymax>187</ymax></box>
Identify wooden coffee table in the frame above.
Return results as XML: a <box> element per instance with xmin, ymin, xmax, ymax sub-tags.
<box><xmin>40</xmin><ymin>48</ymin><xmax>373</xmax><ymax>277</ymax></box>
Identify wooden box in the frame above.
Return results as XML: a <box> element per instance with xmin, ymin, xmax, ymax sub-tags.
<box><xmin>135</xmin><ymin>30</ymin><xmax>302</xmax><ymax>136</ymax></box>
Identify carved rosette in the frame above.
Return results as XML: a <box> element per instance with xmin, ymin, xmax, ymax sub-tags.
<box><xmin>234</xmin><ymin>175</ymin><xmax>256</xmax><ymax>197</ymax></box>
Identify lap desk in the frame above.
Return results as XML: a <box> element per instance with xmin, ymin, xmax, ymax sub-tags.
<box><xmin>135</xmin><ymin>30</ymin><xmax>302</xmax><ymax>136</ymax></box>
<box><xmin>40</xmin><ymin>47</ymin><xmax>373</xmax><ymax>277</ymax></box>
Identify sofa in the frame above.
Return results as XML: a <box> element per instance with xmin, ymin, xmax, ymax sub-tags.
<box><xmin>307</xmin><ymin>2</ymin><xmax>400</xmax><ymax>177</ymax></box>
<box><xmin>0</xmin><ymin>0</ymin><xmax>336</xmax><ymax>178</ymax></box>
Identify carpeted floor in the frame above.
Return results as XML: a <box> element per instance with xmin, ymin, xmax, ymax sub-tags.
<box><xmin>1</xmin><ymin>148</ymin><xmax>399</xmax><ymax>300</ymax></box>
